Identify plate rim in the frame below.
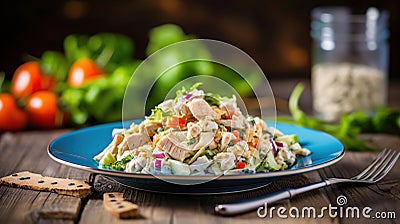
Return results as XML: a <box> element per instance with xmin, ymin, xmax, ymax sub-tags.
<box><xmin>47</xmin><ymin>121</ymin><xmax>345</xmax><ymax>181</ymax></box>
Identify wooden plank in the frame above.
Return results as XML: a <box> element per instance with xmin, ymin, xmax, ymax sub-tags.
<box><xmin>0</xmin><ymin>130</ymin><xmax>91</xmax><ymax>223</ymax></box>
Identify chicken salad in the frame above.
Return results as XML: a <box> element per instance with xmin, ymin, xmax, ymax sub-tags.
<box><xmin>93</xmin><ymin>83</ymin><xmax>311</xmax><ymax>176</ymax></box>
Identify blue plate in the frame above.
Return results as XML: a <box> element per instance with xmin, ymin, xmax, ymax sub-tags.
<box><xmin>48</xmin><ymin>121</ymin><xmax>344</xmax><ymax>194</ymax></box>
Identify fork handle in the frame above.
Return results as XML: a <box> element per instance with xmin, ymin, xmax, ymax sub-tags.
<box><xmin>215</xmin><ymin>180</ymin><xmax>331</xmax><ymax>216</ymax></box>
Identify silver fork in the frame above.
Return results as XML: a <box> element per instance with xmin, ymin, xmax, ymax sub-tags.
<box><xmin>215</xmin><ymin>148</ymin><xmax>400</xmax><ymax>216</ymax></box>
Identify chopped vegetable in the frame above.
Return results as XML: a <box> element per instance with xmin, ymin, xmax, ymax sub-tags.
<box><xmin>275</xmin><ymin>134</ymin><xmax>298</xmax><ymax>145</ymax></box>
<box><xmin>154</xmin><ymin>159</ymin><xmax>162</xmax><ymax>170</ymax></box>
<box><xmin>236</xmin><ymin>161</ymin><xmax>246</xmax><ymax>169</ymax></box>
<box><xmin>169</xmin><ymin>159</ymin><xmax>191</xmax><ymax>175</ymax></box>
<box><xmin>99</xmin><ymin>152</ymin><xmax>117</xmax><ymax>166</ymax></box>
<box><xmin>103</xmin><ymin>154</ymin><xmax>134</xmax><ymax>171</ymax></box>
<box><xmin>153</xmin><ymin>152</ymin><xmax>166</xmax><ymax>158</ymax></box>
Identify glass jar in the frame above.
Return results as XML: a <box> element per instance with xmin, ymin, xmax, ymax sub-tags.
<box><xmin>310</xmin><ymin>7</ymin><xmax>389</xmax><ymax>122</ymax></box>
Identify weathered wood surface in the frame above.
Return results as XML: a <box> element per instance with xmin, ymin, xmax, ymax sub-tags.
<box><xmin>1</xmin><ymin>129</ymin><xmax>399</xmax><ymax>224</ymax></box>
<box><xmin>0</xmin><ymin>130</ymin><xmax>90</xmax><ymax>224</ymax></box>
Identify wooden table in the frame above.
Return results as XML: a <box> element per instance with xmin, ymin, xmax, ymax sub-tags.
<box><xmin>0</xmin><ymin>129</ymin><xmax>399</xmax><ymax>224</ymax></box>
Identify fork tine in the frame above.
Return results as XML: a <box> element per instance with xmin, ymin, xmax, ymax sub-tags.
<box><xmin>362</xmin><ymin>150</ymin><xmax>397</xmax><ymax>181</ymax></box>
<box><xmin>372</xmin><ymin>152</ymin><xmax>400</xmax><ymax>182</ymax></box>
<box><xmin>353</xmin><ymin>148</ymin><xmax>390</xmax><ymax>179</ymax></box>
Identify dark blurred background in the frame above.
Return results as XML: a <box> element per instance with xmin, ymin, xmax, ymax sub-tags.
<box><xmin>0</xmin><ymin>0</ymin><xmax>399</xmax><ymax>80</ymax></box>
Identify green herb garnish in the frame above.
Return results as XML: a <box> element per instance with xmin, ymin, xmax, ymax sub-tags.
<box><xmin>103</xmin><ymin>154</ymin><xmax>134</xmax><ymax>171</ymax></box>
<box><xmin>204</xmin><ymin>94</ymin><xmax>220</xmax><ymax>106</ymax></box>
<box><xmin>187</xmin><ymin>138</ymin><xmax>197</xmax><ymax>145</ymax></box>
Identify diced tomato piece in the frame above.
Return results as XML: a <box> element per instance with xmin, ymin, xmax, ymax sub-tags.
<box><xmin>236</xmin><ymin>161</ymin><xmax>246</xmax><ymax>169</ymax></box>
<box><xmin>247</xmin><ymin>141</ymin><xmax>255</xmax><ymax>148</ymax></box>
<box><xmin>226</xmin><ymin>111</ymin><xmax>235</xmax><ymax>120</ymax></box>
<box><xmin>166</xmin><ymin>116</ymin><xmax>187</xmax><ymax>129</ymax></box>
<box><xmin>178</xmin><ymin>116</ymin><xmax>187</xmax><ymax>129</ymax></box>
<box><xmin>247</xmin><ymin>137</ymin><xmax>259</xmax><ymax>148</ymax></box>
<box><xmin>232</xmin><ymin>130</ymin><xmax>240</xmax><ymax>139</ymax></box>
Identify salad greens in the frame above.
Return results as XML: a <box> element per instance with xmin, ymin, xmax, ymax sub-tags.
<box><xmin>278</xmin><ymin>83</ymin><xmax>400</xmax><ymax>151</ymax></box>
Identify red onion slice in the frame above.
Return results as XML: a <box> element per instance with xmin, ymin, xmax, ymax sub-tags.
<box><xmin>185</xmin><ymin>93</ymin><xmax>193</xmax><ymax>99</ymax></box>
<box><xmin>155</xmin><ymin>159</ymin><xmax>162</xmax><ymax>170</ymax></box>
<box><xmin>153</xmin><ymin>152</ymin><xmax>166</xmax><ymax>158</ymax></box>
<box><xmin>269</xmin><ymin>139</ymin><xmax>277</xmax><ymax>156</ymax></box>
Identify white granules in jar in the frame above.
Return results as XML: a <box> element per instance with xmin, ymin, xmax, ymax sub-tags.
<box><xmin>312</xmin><ymin>63</ymin><xmax>386</xmax><ymax>122</ymax></box>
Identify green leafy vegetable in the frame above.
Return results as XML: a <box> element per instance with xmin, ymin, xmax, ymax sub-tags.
<box><xmin>102</xmin><ymin>154</ymin><xmax>134</xmax><ymax>171</ymax></box>
<box><xmin>199</xmin><ymin>148</ymin><xmax>218</xmax><ymax>160</ymax></box>
<box><xmin>147</xmin><ymin>107</ymin><xmax>174</xmax><ymax>121</ymax></box>
<box><xmin>175</xmin><ymin>82</ymin><xmax>203</xmax><ymax>100</ymax></box>
<box><xmin>148</xmin><ymin>107</ymin><xmax>163</xmax><ymax>121</ymax></box>
<box><xmin>372</xmin><ymin>107</ymin><xmax>400</xmax><ymax>134</ymax></box>
<box><xmin>204</xmin><ymin>94</ymin><xmax>220</xmax><ymax>107</ymax></box>
<box><xmin>64</xmin><ymin>33</ymin><xmax>134</xmax><ymax>72</ymax></box>
<box><xmin>279</xmin><ymin>83</ymin><xmax>400</xmax><ymax>151</ymax></box>
<box><xmin>146</xmin><ymin>24</ymin><xmax>190</xmax><ymax>56</ymax></box>
<box><xmin>40</xmin><ymin>51</ymin><xmax>70</xmax><ymax>83</ymax></box>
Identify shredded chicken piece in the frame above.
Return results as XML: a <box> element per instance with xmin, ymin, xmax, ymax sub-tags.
<box><xmin>198</xmin><ymin>118</ymin><xmax>218</xmax><ymax>132</ymax></box>
<box><xmin>187</xmin><ymin>122</ymin><xmax>201</xmax><ymax>139</ymax></box>
<box><xmin>187</xmin><ymin>98</ymin><xmax>220</xmax><ymax>120</ymax></box>
<box><xmin>117</xmin><ymin>133</ymin><xmax>149</xmax><ymax>157</ymax></box>
<box><xmin>220</xmin><ymin>132</ymin><xmax>236</xmax><ymax>150</ymax></box>
<box><xmin>156</xmin><ymin>136</ymin><xmax>192</xmax><ymax>162</ymax></box>
<box><xmin>214</xmin><ymin>152</ymin><xmax>236</xmax><ymax>170</ymax></box>
<box><xmin>158</xmin><ymin>99</ymin><xmax>175</xmax><ymax>112</ymax></box>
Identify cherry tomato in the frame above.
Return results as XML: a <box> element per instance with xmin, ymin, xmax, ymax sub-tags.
<box><xmin>236</xmin><ymin>161</ymin><xmax>246</xmax><ymax>169</ymax></box>
<box><xmin>11</xmin><ymin>61</ymin><xmax>55</xmax><ymax>98</ymax></box>
<box><xmin>68</xmin><ymin>58</ymin><xmax>104</xmax><ymax>87</ymax></box>
<box><xmin>26</xmin><ymin>91</ymin><xmax>65</xmax><ymax>129</ymax></box>
<box><xmin>0</xmin><ymin>93</ymin><xmax>28</xmax><ymax>131</ymax></box>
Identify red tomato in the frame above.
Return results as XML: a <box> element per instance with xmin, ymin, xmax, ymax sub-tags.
<box><xmin>236</xmin><ymin>161</ymin><xmax>246</xmax><ymax>169</ymax></box>
<box><xmin>247</xmin><ymin>137</ymin><xmax>259</xmax><ymax>148</ymax></box>
<box><xmin>166</xmin><ymin>116</ymin><xmax>187</xmax><ymax>129</ymax></box>
<box><xmin>0</xmin><ymin>93</ymin><xmax>28</xmax><ymax>131</ymax></box>
<box><xmin>232</xmin><ymin>130</ymin><xmax>241</xmax><ymax>139</ymax></box>
<box><xmin>11</xmin><ymin>61</ymin><xmax>55</xmax><ymax>98</ymax></box>
<box><xmin>26</xmin><ymin>91</ymin><xmax>65</xmax><ymax>129</ymax></box>
<box><xmin>68</xmin><ymin>58</ymin><xmax>104</xmax><ymax>87</ymax></box>
<box><xmin>178</xmin><ymin>116</ymin><xmax>187</xmax><ymax>129</ymax></box>
<box><xmin>227</xmin><ymin>111</ymin><xmax>235</xmax><ymax>119</ymax></box>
